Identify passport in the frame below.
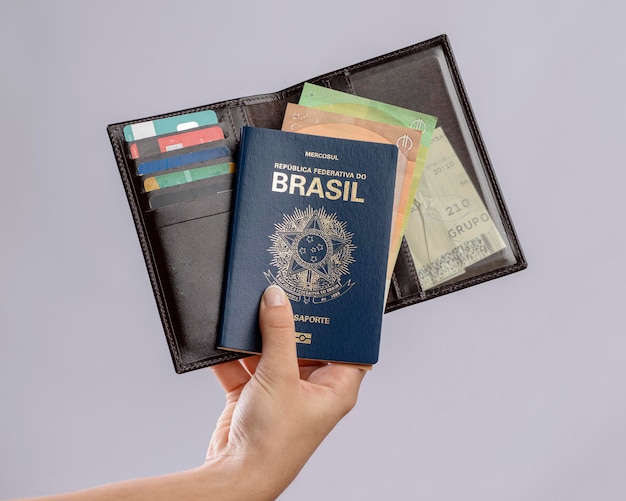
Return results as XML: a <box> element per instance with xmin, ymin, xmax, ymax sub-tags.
<box><xmin>217</xmin><ymin>127</ymin><xmax>398</xmax><ymax>364</ymax></box>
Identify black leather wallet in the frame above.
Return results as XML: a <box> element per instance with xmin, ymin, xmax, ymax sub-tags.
<box><xmin>107</xmin><ymin>34</ymin><xmax>526</xmax><ymax>373</ymax></box>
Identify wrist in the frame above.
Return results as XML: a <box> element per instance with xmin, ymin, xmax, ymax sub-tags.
<box><xmin>196</xmin><ymin>453</ymin><xmax>285</xmax><ymax>501</ymax></box>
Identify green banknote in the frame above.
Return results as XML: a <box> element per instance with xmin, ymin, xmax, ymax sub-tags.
<box><xmin>298</xmin><ymin>83</ymin><xmax>437</xmax><ymax>233</ymax></box>
<box><xmin>299</xmin><ymin>84</ymin><xmax>505</xmax><ymax>290</ymax></box>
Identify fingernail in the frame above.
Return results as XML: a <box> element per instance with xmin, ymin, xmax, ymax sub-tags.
<box><xmin>263</xmin><ymin>285</ymin><xmax>286</xmax><ymax>307</ymax></box>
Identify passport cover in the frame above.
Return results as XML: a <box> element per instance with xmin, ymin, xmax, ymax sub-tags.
<box><xmin>107</xmin><ymin>34</ymin><xmax>527</xmax><ymax>373</ymax></box>
<box><xmin>218</xmin><ymin>127</ymin><xmax>397</xmax><ymax>364</ymax></box>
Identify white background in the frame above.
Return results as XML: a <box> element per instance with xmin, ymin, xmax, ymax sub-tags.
<box><xmin>1</xmin><ymin>1</ymin><xmax>625</xmax><ymax>499</ymax></box>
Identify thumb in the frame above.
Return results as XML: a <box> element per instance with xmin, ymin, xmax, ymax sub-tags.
<box><xmin>256</xmin><ymin>285</ymin><xmax>299</xmax><ymax>380</ymax></box>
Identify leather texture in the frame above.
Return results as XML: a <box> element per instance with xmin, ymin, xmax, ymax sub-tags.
<box><xmin>106</xmin><ymin>34</ymin><xmax>526</xmax><ymax>373</ymax></box>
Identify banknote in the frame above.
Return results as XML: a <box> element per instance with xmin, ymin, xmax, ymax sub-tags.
<box><xmin>298</xmin><ymin>83</ymin><xmax>437</xmax><ymax>239</ymax></box>
<box><xmin>281</xmin><ymin>103</ymin><xmax>423</xmax><ymax>283</ymax></box>
<box><xmin>405</xmin><ymin>127</ymin><xmax>506</xmax><ymax>289</ymax></box>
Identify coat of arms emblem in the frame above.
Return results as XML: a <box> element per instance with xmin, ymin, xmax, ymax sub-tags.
<box><xmin>265</xmin><ymin>206</ymin><xmax>356</xmax><ymax>303</ymax></box>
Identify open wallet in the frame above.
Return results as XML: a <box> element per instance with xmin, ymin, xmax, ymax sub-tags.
<box><xmin>107</xmin><ymin>34</ymin><xmax>526</xmax><ymax>373</ymax></box>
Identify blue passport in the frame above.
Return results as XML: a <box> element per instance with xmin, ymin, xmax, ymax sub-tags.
<box><xmin>218</xmin><ymin>127</ymin><xmax>398</xmax><ymax>364</ymax></box>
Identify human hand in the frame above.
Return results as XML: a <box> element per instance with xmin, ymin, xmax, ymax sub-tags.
<box><xmin>205</xmin><ymin>285</ymin><xmax>367</xmax><ymax>499</ymax></box>
<box><xmin>18</xmin><ymin>285</ymin><xmax>365</xmax><ymax>501</ymax></box>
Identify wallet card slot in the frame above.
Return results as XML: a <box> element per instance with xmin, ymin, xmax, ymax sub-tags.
<box><xmin>311</xmin><ymin>70</ymin><xmax>354</xmax><ymax>95</ymax></box>
<box><xmin>152</xmin><ymin>210</ymin><xmax>235</xmax><ymax>367</ymax></box>
<box><xmin>127</xmin><ymin>124</ymin><xmax>229</xmax><ymax>160</ymax></box>
<box><xmin>147</xmin><ymin>179</ymin><xmax>233</xmax><ymax>227</ymax></box>
<box><xmin>140</xmin><ymin>157</ymin><xmax>234</xmax><ymax>193</ymax></box>
<box><xmin>133</xmin><ymin>135</ymin><xmax>235</xmax><ymax>163</ymax></box>
<box><xmin>242</xmin><ymin>90</ymin><xmax>301</xmax><ymax>129</ymax></box>
<box><xmin>134</xmin><ymin>140</ymin><xmax>232</xmax><ymax>176</ymax></box>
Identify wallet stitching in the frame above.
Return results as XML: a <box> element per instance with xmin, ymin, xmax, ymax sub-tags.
<box><xmin>239</xmin><ymin>103</ymin><xmax>251</xmax><ymax>127</ymax></box>
<box><xmin>390</xmin><ymin>273</ymin><xmax>401</xmax><ymax>299</ymax></box>
<box><xmin>224</xmin><ymin>107</ymin><xmax>238</xmax><ymax>137</ymax></box>
<box><xmin>400</xmin><ymin>237</ymin><xmax>421</xmax><ymax>294</ymax></box>
<box><xmin>179</xmin><ymin>352</ymin><xmax>244</xmax><ymax>373</ymax></box>
<box><xmin>339</xmin><ymin>37</ymin><xmax>441</xmax><ymax>75</ymax></box>
<box><xmin>386</xmin><ymin>262</ymin><xmax>527</xmax><ymax>312</ymax></box>
<box><xmin>344</xmin><ymin>70</ymin><xmax>356</xmax><ymax>94</ymax></box>
<box><xmin>341</xmin><ymin>70</ymin><xmax>356</xmax><ymax>95</ymax></box>
<box><xmin>108</xmin><ymin>127</ymin><xmax>184</xmax><ymax>368</ymax></box>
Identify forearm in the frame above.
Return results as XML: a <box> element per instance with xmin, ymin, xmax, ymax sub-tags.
<box><xmin>21</xmin><ymin>286</ymin><xmax>364</xmax><ymax>501</ymax></box>
<box><xmin>20</xmin><ymin>460</ymin><xmax>274</xmax><ymax>501</ymax></box>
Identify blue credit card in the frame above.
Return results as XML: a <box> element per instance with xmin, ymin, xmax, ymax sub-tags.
<box><xmin>136</xmin><ymin>145</ymin><xmax>231</xmax><ymax>175</ymax></box>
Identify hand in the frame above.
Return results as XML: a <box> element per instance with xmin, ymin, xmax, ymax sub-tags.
<box><xmin>22</xmin><ymin>285</ymin><xmax>366</xmax><ymax>501</ymax></box>
<box><xmin>205</xmin><ymin>285</ymin><xmax>367</xmax><ymax>499</ymax></box>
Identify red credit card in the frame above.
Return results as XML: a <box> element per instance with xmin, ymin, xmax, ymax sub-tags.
<box><xmin>129</xmin><ymin>125</ymin><xmax>225</xmax><ymax>159</ymax></box>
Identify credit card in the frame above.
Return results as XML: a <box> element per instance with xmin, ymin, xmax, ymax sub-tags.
<box><xmin>123</xmin><ymin>110</ymin><xmax>219</xmax><ymax>142</ymax></box>
<box><xmin>148</xmin><ymin>174</ymin><xmax>234</xmax><ymax>209</ymax></box>
<box><xmin>144</xmin><ymin>162</ymin><xmax>235</xmax><ymax>192</ymax></box>
<box><xmin>129</xmin><ymin>125</ymin><xmax>225</xmax><ymax>159</ymax></box>
<box><xmin>136</xmin><ymin>145</ymin><xmax>231</xmax><ymax>175</ymax></box>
